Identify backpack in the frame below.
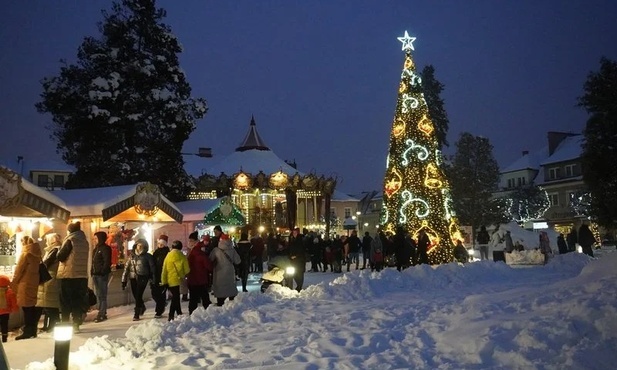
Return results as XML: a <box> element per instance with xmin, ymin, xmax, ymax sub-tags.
<box><xmin>373</xmin><ymin>248</ymin><xmax>384</xmax><ymax>263</ymax></box>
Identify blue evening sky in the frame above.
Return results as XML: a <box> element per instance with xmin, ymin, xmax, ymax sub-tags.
<box><xmin>1</xmin><ymin>1</ymin><xmax>615</xmax><ymax>193</ymax></box>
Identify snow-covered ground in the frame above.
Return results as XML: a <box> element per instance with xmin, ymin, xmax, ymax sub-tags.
<box><xmin>4</xmin><ymin>249</ymin><xmax>617</xmax><ymax>370</ymax></box>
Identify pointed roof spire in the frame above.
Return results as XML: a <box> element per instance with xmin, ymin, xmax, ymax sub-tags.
<box><xmin>236</xmin><ymin>115</ymin><xmax>270</xmax><ymax>152</ymax></box>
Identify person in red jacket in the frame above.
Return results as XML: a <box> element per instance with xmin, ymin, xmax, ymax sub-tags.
<box><xmin>0</xmin><ymin>275</ymin><xmax>18</xmax><ymax>342</ymax></box>
<box><xmin>186</xmin><ymin>231</ymin><xmax>213</xmax><ymax>314</ymax></box>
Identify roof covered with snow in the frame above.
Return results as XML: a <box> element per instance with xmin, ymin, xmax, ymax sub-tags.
<box><xmin>540</xmin><ymin>135</ymin><xmax>583</xmax><ymax>165</ymax></box>
<box><xmin>174</xmin><ymin>198</ymin><xmax>220</xmax><ymax>221</ymax></box>
<box><xmin>53</xmin><ymin>183</ymin><xmax>182</xmax><ymax>222</ymax></box>
<box><xmin>331</xmin><ymin>190</ymin><xmax>360</xmax><ymax>202</ymax></box>
<box><xmin>501</xmin><ymin>146</ymin><xmax>549</xmax><ymax>173</ymax></box>
<box><xmin>0</xmin><ymin>166</ymin><xmax>70</xmax><ymax>221</ymax></box>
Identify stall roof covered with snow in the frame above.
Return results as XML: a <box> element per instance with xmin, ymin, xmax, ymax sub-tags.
<box><xmin>53</xmin><ymin>182</ymin><xmax>182</xmax><ymax>223</ymax></box>
<box><xmin>0</xmin><ymin>166</ymin><xmax>70</xmax><ymax>222</ymax></box>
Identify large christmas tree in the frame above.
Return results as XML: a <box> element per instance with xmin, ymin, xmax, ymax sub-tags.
<box><xmin>380</xmin><ymin>31</ymin><xmax>460</xmax><ymax>264</ymax></box>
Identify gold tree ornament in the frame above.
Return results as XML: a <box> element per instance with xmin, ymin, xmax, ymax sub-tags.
<box><xmin>424</xmin><ymin>163</ymin><xmax>443</xmax><ymax>189</ymax></box>
<box><xmin>418</xmin><ymin>115</ymin><xmax>434</xmax><ymax>135</ymax></box>
<box><xmin>392</xmin><ymin>118</ymin><xmax>406</xmax><ymax>137</ymax></box>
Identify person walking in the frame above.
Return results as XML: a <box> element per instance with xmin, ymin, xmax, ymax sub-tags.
<box><xmin>210</xmin><ymin>234</ymin><xmax>241</xmax><ymax>306</ymax></box>
<box><xmin>56</xmin><ymin>221</ymin><xmax>89</xmax><ymax>333</ymax></box>
<box><xmin>122</xmin><ymin>239</ymin><xmax>155</xmax><ymax>321</ymax></box>
<box><xmin>152</xmin><ymin>235</ymin><xmax>170</xmax><ymax>318</ymax></box>
<box><xmin>236</xmin><ymin>232</ymin><xmax>252</xmax><ymax>292</ymax></box>
<box><xmin>91</xmin><ymin>231</ymin><xmax>111</xmax><ymax>323</ymax></box>
<box><xmin>12</xmin><ymin>236</ymin><xmax>42</xmax><ymax>340</ymax></box>
<box><xmin>566</xmin><ymin>227</ymin><xmax>578</xmax><ymax>253</ymax></box>
<box><xmin>187</xmin><ymin>232</ymin><xmax>213</xmax><ymax>314</ymax></box>
<box><xmin>161</xmin><ymin>240</ymin><xmax>190</xmax><ymax>321</ymax></box>
<box><xmin>35</xmin><ymin>233</ymin><xmax>62</xmax><ymax>332</ymax></box>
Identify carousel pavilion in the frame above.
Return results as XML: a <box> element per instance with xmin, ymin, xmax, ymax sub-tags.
<box><xmin>184</xmin><ymin>116</ymin><xmax>337</xmax><ymax>235</ymax></box>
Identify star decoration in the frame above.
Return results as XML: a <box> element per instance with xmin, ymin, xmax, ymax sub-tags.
<box><xmin>397</xmin><ymin>31</ymin><xmax>416</xmax><ymax>52</ymax></box>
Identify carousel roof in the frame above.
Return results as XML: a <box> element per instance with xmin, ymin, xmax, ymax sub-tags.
<box><xmin>185</xmin><ymin>117</ymin><xmax>302</xmax><ymax>178</ymax></box>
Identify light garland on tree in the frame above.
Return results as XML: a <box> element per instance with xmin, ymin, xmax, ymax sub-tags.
<box><xmin>380</xmin><ymin>31</ymin><xmax>461</xmax><ymax>264</ymax></box>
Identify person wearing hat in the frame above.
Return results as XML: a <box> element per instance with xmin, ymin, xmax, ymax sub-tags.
<box><xmin>91</xmin><ymin>231</ymin><xmax>111</xmax><ymax>323</ymax></box>
<box><xmin>186</xmin><ymin>231</ymin><xmax>213</xmax><ymax>314</ymax></box>
<box><xmin>152</xmin><ymin>235</ymin><xmax>170</xmax><ymax>318</ymax></box>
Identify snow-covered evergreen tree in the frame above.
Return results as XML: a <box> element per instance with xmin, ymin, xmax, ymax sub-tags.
<box><xmin>36</xmin><ymin>0</ymin><xmax>207</xmax><ymax>201</ymax></box>
<box><xmin>420</xmin><ymin>65</ymin><xmax>449</xmax><ymax>150</ymax></box>
<box><xmin>578</xmin><ymin>57</ymin><xmax>617</xmax><ymax>228</ymax></box>
<box><xmin>447</xmin><ymin>132</ymin><xmax>505</xmax><ymax>233</ymax></box>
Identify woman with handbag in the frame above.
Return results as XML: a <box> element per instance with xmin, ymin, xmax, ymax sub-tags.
<box><xmin>12</xmin><ymin>236</ymin><xmax>42</xmax><ymax>340</ymax></box>
<box><xmin>209</xmin><ymin>234</ymin><xmax>241</xmax><ymax>306</ymax></box>
<box><xmin>35</xmin><ymin>233</ymin><xmax>62</xmax><ymax>333</ymax></box>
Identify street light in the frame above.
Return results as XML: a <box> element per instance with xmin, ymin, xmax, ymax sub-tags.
<box><xmin>356</xmin><ymin>211</ymin><xmax>361</xmax><ymax>233</ymax></box>
<box><xmin>54</xmin><ymin>325</ymin><xmax>73</xmax><ymax>370</ymax></box>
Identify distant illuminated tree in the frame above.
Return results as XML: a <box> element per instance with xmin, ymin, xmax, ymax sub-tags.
<box><xmin>380</xmin><ymin>31</ymin><xmax>461</xmax><ymax>264</ymax></box>
<box><xmin>505</xmin><ymin>185</ymin><xmax>550</xmax><ymax>223</ymax></box>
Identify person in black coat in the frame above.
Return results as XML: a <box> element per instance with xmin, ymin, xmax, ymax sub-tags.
<box><xmin>416</xmin><ymin>230</ymin><xmax>430</xmax><ymax>265</ymax></box>
<box><xmin>578</xmin><ymin>224</ymin><xmax>596</xmax><ymax>257</ymax></box>
<box><xmin>393</xmin><ymin>227</ymin><xmax>407</xmax><ymax>271</ymax></box>
<box><xmin>122</xmin><ymin>239</ymin><xmax>156</xmax><ymax>321</ymax></box>
<box><xmin>288</xmin><ymin>228</ymin><xmax>306</xmax><ymax>291</ymax></box>
<box><xmin>557</xmin><ymin>234</ymin><xmax>569</xmax><ymax>254</ymax></box>
<box><xmin>566</xmin><ymin>227</ymin><xmax>578</xmax><ymax>253</ymax></box>
<box><xmin>361</xmin><ymin>232</ymin><xmax>373</xmax><ymax>269</ymax></box>
<box><xmin>236</xmin><ymin>232</ymin><xmax>252</xmax><ymax>292</ymax></box>
<box><xmin>91</xmin><ymin>231</ymin><xmax>112</xmax><ymax>323</ymax></box>
<box><xmin>152</xmin><ymin>235</ymin><xmax>170</xmax><ymax>318</ymax></box>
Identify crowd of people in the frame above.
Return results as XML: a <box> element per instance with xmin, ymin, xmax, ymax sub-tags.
<box><xmin>1</xmin><ymin>222</ymin><xmax>601</xmax><ymax>341</ymax></box>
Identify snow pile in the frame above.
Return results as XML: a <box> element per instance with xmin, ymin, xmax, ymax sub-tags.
<box><xmin>19</xmin><ymin>252</ymin><xmax>617</xmax><ymax>370</ymax></box>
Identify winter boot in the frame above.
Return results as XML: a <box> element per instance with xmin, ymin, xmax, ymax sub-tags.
<box><xmin>2</xmin><ymin>334</ymin><xmax>7</xmax><ymax>343</ymax></box>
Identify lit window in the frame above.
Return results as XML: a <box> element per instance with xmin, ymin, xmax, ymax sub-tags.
<box><xmin>344</xmin><ymin>208</ymin><xmax>351</xmax><ymax>218</ymax></box>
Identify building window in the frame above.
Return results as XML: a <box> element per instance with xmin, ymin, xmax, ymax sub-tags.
<box><xmin>517</xmin><ymin>178</ymin><xmax>522</xmax><ymax>186</ymax></box>
<box><xmin>564</xmin><ymin>164</ymin><xmax>576</xmax><ymax>177</ymax></box>
<box><xmin>522</xmin><ymin>177</ymin><xmax>526</xmax><ymax>185</ymax></box>
<box><xmin>344</xmin><ymin>207</ymin><xmax>351</xmax><ymax>218</ymax></box>
<box><xmin>507</xmin><ymin>179</ymin><xmax>513</xmax><ymax>188</ymax></box>
<box><xmin>330</xmin><ymin>208</ymin><xmax>336</xmax><ymax>217</ymax></box>
<box><xmin>549</xmin><ymin>168</ymin><xmax>561</xmax><ymax>180</ymax></box>
<box><xmin>549</xmin><ymin>193</ymin><xmax>559</xmax><ymax>207</ymax></box>
<box><xmin>53</xmin><ymin>175</ymin><xmax>64</xmax><ymax>188</ymax></box>
<box><xmin>37</xmin><ymin>174</ymin><xmax>49</xmax><ymax>187</ymax></box>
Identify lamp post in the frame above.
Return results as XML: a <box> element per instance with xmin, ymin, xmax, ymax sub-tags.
<box><xmin>54</xmin><ymin>325</ymin><xmax>73</xmax><ymax>370</ymax></box>
<box><xmin>356</xmin><ymin>211</ymin><xmax>361</xmax><ymax>233</ymax></box>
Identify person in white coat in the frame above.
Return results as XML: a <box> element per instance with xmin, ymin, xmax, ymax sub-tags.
<box><xmin>209</xmin><ymin>234</ymin><xmax>241</xmax><ymax>306</ymax></box>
